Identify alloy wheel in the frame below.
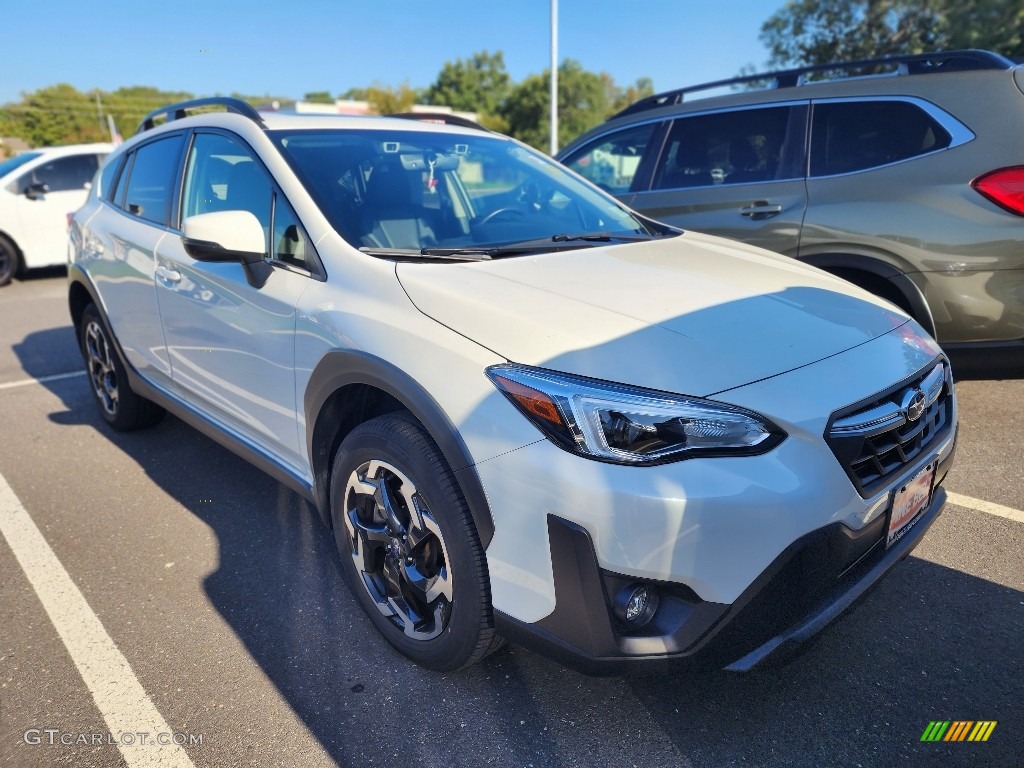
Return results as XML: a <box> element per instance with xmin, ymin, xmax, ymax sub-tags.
<box><xmin>342</xmin><ymin>459</ymin><xmax>453</xmax><ymax>640</ymax></box>
<box><xmin>84</xmin><ymin>320</ymin><xmax>118</xmax><ymax>417</ymax></box>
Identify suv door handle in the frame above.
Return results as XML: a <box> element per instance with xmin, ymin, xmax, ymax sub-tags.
<box><xmin>156</xmin><ymin>265</ymin><xmax>182</xmax><ymax>284</ymax></box>
<box><xmin>739</xmin><ymin>202</ymin><xmax>783</xmax><ymax>220</ymax></box>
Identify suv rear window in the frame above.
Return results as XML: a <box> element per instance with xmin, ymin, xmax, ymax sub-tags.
<box><xmin>810</xmin><ymin>100</ymin><xmax>953</xmax><ymax>177</ymax></box>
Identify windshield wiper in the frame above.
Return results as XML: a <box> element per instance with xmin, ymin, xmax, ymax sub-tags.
<box><xmin>359</xmin><ymin>247</ymin><xmax>492</xmax><ymax>262</ymax></box>
<box><xmin>362</xmin><ymin>232</ymin><xmax>660</xmax><ymax>262</ymax></box>
<box><xmin>551</xmin><ymin>232</ymin><xmax>655</xmax><ymax>243</ymax></box>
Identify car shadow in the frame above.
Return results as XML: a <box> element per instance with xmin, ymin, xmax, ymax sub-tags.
<box><xmin>6</xmin><ymin>265</ymin><xmax>68</xmax><ymax>285</ymax></box>
<box><xmin>10</xmin><ymin>326</ymin><xmax>83</xmax><ymax>387</ymax></box>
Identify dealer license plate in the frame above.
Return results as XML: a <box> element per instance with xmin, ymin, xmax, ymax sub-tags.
<box><xmin>887</xmin><ymin>460</ymin><xmax>936</xmax><ymax>548</ymax></box>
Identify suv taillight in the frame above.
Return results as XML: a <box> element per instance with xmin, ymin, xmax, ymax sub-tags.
<box><xmin>972</xmin><ymin>167</ymin><xmax>1024</xmax><ymax>215</ymax></box>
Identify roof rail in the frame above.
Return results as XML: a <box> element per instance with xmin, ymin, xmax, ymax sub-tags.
<box><xmin>135</xmin><ymin>97</ymin><xmax>265</xmax><ymax>134</ymax></box>
<box><xmin>387</xmin><ymin>112</ymin><xmax>490</xmax><ymax>132</ymax></box>
<box><xmin>613</xmin><ymin>49</ymin><xmax>1016</xmax><ymax>119</ymax></box>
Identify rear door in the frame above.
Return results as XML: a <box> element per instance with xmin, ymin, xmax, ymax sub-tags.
<box><xmin>629</xmin><ymin>103</ymin><xmax>809</xmax><ymax>256</ymax></box>
<box><xmin>86</xmin><ymin>134</ymin><xmax>186</xmax><ymax>383</ymax></box>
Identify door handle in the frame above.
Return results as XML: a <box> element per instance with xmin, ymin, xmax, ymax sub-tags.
<box><xmin>156</xmin><ymin>265</ymin><xmax>182</xmax><ymax>283</ymax></box>
<box><xmin>739</xmin><ymin>202</ymin><xmax>783</xmax><ymax>220</ymax></box>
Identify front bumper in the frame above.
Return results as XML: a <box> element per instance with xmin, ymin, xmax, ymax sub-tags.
<box><xmin>494</xmin><ymin>441</ymin><xmax>954</xmax><ymax>674</ymax></box>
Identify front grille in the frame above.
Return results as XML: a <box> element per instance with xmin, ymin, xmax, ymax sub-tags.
<box><xmin>825</xmin><ymin>361</ymin><xmax>953</xmax><ymax>497</ymax></box>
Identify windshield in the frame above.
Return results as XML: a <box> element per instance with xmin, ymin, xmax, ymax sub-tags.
<box><xmin>271</xmin><ymin>128</ymin><xmax>669</xmax><ymax>257</ymax></box>
<box><xmin>0</xmin><ymin>152</ymin><xmax>42</xmax><ymax>181</ymax></box>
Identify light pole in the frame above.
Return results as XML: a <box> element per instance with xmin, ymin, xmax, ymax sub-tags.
<box><xmin>550</xmin><ymin>0</ymin><xmax>558</xmax><ymax>156</ymax></box>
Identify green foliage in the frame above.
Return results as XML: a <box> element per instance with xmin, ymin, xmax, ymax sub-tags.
<box><xmin>424</xmin><ymin>50</ymin><xmax>511</xmax><ymax>122</ymax></box>
<box><xmin>760</xmin><ymin>0</ymin><xmax>1024</xmax><ymax>69</ymax></box>
<box><xmin>364</xmin><ymin>83</ymin><xmax>418</xmax><ymax>115</ymax></box>
<box><xmin>338</xmin><ymin>87</ymin><xmax>369</xmax><ymax>101</ymax></box>
<box><xmin>941</xmin><ymin>0</ymin><xmax>1024</xmax><ymax>55</ymax></box>
<box><xmin>304</xmin><ymin>91</ymin><xmax>335</xmax><ymax>104</ymax></box>
<box><xmin>500</xmin><ymin>60</ymin><xmax>651</xmax><ymax>152</ymax></box>
<box><xmin>1</xmin><ymin>84</ymin><xmax>107</xmax><ymax>146</ymax></box>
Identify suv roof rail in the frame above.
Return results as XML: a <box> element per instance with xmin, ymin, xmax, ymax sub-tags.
<box><xmin>613</xmin><ymin>49</ymin><xmax>1016</xmax><ymax>119</ymax></box>
<box><xmin>387</xmin><ymin>112</ymin><xmax>490</xmax><ymax>132</ymax></box>
<box><xmin>135</xmin><ymin>97</ymin><xmax>265</xmax><ymax>134</ymax></box>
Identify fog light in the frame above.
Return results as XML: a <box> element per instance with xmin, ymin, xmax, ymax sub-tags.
<box><xmin>614</xmin><ymin>583</ymin><xmax>660</xmax><ymax>628</ymax></box>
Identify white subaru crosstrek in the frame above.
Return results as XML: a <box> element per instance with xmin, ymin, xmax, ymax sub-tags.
<box><xmin>0</xmin><ymin>142</ymin><xmax>112</xmax><ymax>286</ymax></box>
<box><xmin>68</xmin><ymin>99</ymin><xmax>957</xmax><ymax>673</ymax></box>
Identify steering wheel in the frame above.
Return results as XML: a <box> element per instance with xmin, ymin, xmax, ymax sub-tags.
<box><xmin>478</xmin><ymin>207</ymin><xmax>526</xmax><ymax>226</ymax></box>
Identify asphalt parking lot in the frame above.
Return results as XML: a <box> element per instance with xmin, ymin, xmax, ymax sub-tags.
<box><xmin>1</xmin><ymin>272</ymin><xmax>1021</xmax><ymax>768</ymax></box>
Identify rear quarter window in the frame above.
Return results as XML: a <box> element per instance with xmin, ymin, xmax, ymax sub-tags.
<box><xmin>810</xmin><ymin>100</ymin><xmax>953</xmax><ymax>176</ymax></box>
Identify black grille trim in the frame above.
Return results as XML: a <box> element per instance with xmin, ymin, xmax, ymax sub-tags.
<box><xmin>825</xmin><ymin>359</ymin><xmax>954</xmax><ymax>498</ymax></box>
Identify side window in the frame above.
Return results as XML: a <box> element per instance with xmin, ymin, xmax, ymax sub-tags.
<box><xmin>272</xmin><ymin>193</ymin><xmax>313</xmax><ymax>270</ymax></box>
<box><xmin>16</xmin><ymin>153</ymin><xmax>100</xmax><ymax>193</ymax></box>
<box><xmin>652</xmin><ymin>106</ymin><xmax>802</xmax><ymax>190</ymax></box>
<box><xmin>182</xmin><ymin>133</ymin><xmax>272</xmax><ymax>251</ymax></box>
<box><xmin>562</xmin><ymin>123</ymin><xmax>657</xmax><ymax>194</ymax></box>
<box><xmin>810</xmin><ymin>100</ymin><xmax>953</xmax><ymax>177</ymax></box>
<box><xmin>99</xmin><ymin>154</ymin><xmax>124</xmax><ymax>202</ymax></box>
<box><xmin>121</xmin><ymin>135</ymin><xmax>185</xmax><ymax>226</ymax></box>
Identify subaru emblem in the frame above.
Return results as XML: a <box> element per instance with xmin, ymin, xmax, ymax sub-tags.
<box><xmin>902</xmin><ymin>388</ymin><xmax>928</xmax><ymax>423</ymax></box>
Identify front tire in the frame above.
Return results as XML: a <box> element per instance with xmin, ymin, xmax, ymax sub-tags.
<box><xmin>0</xmin><ymin>234</ymin><xmax>19</xmax><ymax>287</ymax></box>
<box><xmin>329</xmin><ymin>412</ymin><xmax>499</xmax><ymax>671</ymax></box>
<box><xmin>79</xmin><ymin>303</ymin><xmax>165</xmax><ymax>431</ymax></box>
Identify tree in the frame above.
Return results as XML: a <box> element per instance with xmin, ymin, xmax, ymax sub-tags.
<box><xmin>500</xmin><ymin>59</ymin><xmax>612</xmax><ymax>152</ymax></box>
<box><xmin>759</xmin><ymin>0</ymin><xmax>1024</xmax><ymax>70</ymax></box>
<box><xmin>338</xmin><ymin>87</ymin><xmax>369</xmax><ymax>101</ymax></box>
<box><xmin>1</xmin><ymin>84</ymin><xmax>107</xmax><ymax>146</ymax></box>
<box><xmin>424</xmin><ymin>50</ymin><xmax>511</xmax><ymax>117</ymax></box>
<box><xmin>607</xmin><ymin>76</ymin><xmax>655</xmax><ymax>115</ymax></box>
<box><xmin>304</xmin><ymin>91</ymin><xmax>335</xmax><ymax>104</ymax></box>
<box><xmin>364</xmin><ymin>83</ymin><xmax>418</xmax><ymax>114</ymax></box>
<box><xmin>941</xmin><ymin>0</ymin><xmax>1024</xmax><ymax>54</ymax></box>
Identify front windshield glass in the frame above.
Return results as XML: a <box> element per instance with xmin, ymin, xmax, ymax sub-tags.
<box><xmin>0</xmin><ymin>152</ymin><xmax>42</xmax><ymax>181</ymax></box>
<box><xmin>271</xmin><ymin>128</ymin><xmax>665</xmax><ymax>255</ymax></box>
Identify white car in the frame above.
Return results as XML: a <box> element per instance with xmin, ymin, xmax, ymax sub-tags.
<box><xmin>68</xmin><ymin>99</ymin><xmax>957</xmax><ymax>673</ymax></box>
<box><xmin>0</xmin><ymin>142</ymin><xmax>112</xmax><ymax>286</ymax></box>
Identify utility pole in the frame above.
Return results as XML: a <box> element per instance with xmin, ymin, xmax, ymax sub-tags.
<box><xmin>550</xmin><ymin>0</ymin><xmax>558</xmax><ymax>156</ymax></box>
<box><xmin>94</xmin><ymin>91</ymin><xmax>104</xmax><ymax>135</ymax></box>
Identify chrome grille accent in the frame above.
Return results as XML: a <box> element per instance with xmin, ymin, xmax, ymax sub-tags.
<box><xmin>826</xmin><ymin>362</ymin><xmax>953</xmax><ymax>497</ymax></box>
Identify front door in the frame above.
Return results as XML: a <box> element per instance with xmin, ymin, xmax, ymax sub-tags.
<box><xmin>631</xmin><ymin>104</ymin><xmax>809</xmax><ymax>257</ymax></box>
<box><xmin>155</xmin><ymin>131</ymin><xmax>314</xmax><ymax>472</ymax></box>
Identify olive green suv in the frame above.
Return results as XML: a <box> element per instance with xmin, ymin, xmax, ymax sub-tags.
<box><xmin>558</xmin><ymin>50</ymin><xmax>1024</xmax><ymax>357</ymax></box>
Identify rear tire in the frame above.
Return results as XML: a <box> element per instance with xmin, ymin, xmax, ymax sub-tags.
<box><xmin>329</xmin><ymin>412</ymin><xmax>500</xmax><ymax>671</ymax></box>
<box><xmin>80</xmin><ymin>303</ymin><xmax>165</xmax><ymax>431</ymax></box>
<box><xmin>0</xmin><ymin>234</ymin><xmax>19</xmax><ymax>287</ymax></box>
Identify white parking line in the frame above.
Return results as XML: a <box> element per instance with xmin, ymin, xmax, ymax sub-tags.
<box><xmin>0</xmin><ymin>472</ymin><xmax>196</xmax><ymax>768</ymax></box>
<box><xmin>0</xmin><ymin>370</ymin><xmax>86</xmax><ymax>391</ymax></box>
<box><xmin>947</xmin><ymin>492</ymin><xmax>1024</xmax><ymax>524</ymax></box>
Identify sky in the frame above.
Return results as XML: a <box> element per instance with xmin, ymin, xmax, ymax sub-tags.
<box><xmin>3</xmin><ymin>0</ymin><xmax>781</xmax><ymax>106</ymax></box>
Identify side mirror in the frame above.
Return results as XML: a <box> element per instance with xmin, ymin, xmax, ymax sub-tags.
<box><xmin>25</xmin><ymin>182</ymin><xmax>49</xmax><ymax>200</ymax></box>
<box><xmin>182</xmin><ymin>210</ymin><xmax>271</xmax><ymax>287</ymax></box>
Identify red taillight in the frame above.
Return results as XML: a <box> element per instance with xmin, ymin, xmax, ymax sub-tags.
<box><xmin>972</xmin><ymin>166</ymin><xmax>1024</xmax><ymax>215</ymax></box>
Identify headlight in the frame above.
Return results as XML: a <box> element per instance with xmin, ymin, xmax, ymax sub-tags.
<box><xmin>487</xmin><ymin>364</ymin><xmax>784</xmax><ymax>465</ymax></box>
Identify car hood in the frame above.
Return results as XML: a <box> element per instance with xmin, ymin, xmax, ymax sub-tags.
<box><xmin>396</xmin><ymin>231</ymin><xmax>910</xmax><ymax>396</ymax></box>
